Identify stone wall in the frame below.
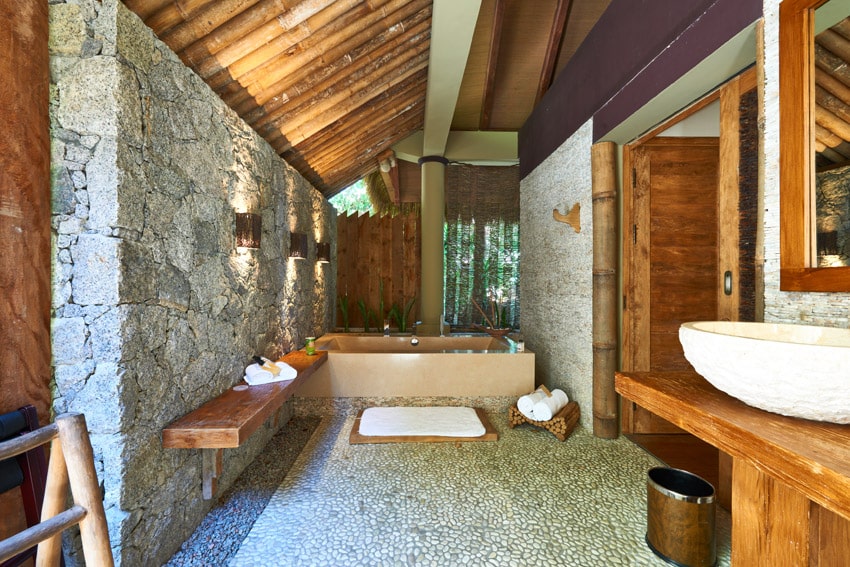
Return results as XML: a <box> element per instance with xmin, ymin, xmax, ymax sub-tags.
<box><xmin>761</xmin><ymin>0</ymin><xmax>850</xmax><ymax>326</ymax></box>
<box><xmin>49</xmin><ymin>1</ymin><xmax>335</xmax><ymax>564</ymax></box>
<box><xmin>519</xmin><ymin>121</ymin><xmax>594</xmax><ymax>430</ymax></box>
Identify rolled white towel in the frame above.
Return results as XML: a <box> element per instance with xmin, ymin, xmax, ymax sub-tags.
<box><xmin>244</xmin><ymin>361</ymin><xmax>298</xmax><ymax>385</ymax></box>
<box><xmin>517</xmin><ymin>386</ymin><xmax>549</xmax><ymax>420</ymax></box>
<box><xmin>532</xmin><ymin>389</ymin><xmax>569</xmax><ymax>421</ymax></box>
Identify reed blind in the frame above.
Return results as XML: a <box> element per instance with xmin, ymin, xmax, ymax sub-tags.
<box><xmin>444</xmin><ymin>165</ymin><xmax>520</xmax><ymax>329</ymax></box>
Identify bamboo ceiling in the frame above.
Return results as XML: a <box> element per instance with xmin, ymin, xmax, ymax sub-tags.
<box><xmin>816</xmin><ymin>16</ymin><xmax>850</xmax><ymax>170</ymax></box>
<box><xmin>122</xmin><ymin>0</ymin><xmax>610</xmax><ymax>196</ymax></box>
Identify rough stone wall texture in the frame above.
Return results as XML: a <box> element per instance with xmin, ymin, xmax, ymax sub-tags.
<box><xmin>49</xmin><ymin>1</ymin><xmax>335</xmax><ymax>564</ymax></box>
<box><xmin>761</xmin><ymin>0</ymin><xmax>850</xmax><ymax>326</ymax></box>
<box><xmin>519</xmin><ymin>121</ymin><xmax>594</xmax><ymax>430</ymax></box>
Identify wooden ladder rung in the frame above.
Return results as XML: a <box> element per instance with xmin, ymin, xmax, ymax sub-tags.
<box><xmin>0</xmin><ymin>413</ymin><xmax>114</xmax><ymax>566</ymax></box>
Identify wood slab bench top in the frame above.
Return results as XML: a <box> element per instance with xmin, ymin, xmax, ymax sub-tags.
<box><xmin>162</xmin><ymin>350</ymin><xmax>327</xmax><ymax>450</ymax></box>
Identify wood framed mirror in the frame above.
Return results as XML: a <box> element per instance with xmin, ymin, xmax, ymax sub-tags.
<box><xmin>780</xmin><ymin>0</ymin><xmax>850</xmax><ymax>291</ymax></box>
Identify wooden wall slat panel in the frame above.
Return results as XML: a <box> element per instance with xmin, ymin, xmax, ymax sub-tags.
<box><xmin>336</xmin><ymin>212</ymin><xmax>420</xmax><ymax>330</ymax></box>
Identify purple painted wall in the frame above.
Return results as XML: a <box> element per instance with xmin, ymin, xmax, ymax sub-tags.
<box><xmin>518</xmin><ymin>0</ymin><xmax>762</xmax><ymax>178</ymax></box>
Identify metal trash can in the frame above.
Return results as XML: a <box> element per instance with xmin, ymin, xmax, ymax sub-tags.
<box><xmin>646</xmin><ymin>467</ymin><xmax>716</xmax><ymax>567</ymax></box>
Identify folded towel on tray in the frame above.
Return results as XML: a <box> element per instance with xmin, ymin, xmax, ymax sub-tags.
<box><xmin>244</xmin><ymin>361</ymin><xmax>298</xmax><ymax>385</ymax></box>
<box><xmin>532</xmin><ymin>389</ymin><xmax>569</xmax><ymax>421</ymax></box>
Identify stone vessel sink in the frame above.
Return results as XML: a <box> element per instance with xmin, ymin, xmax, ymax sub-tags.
<box><xmin>679</xmin><ymin>321</ymin><xmax>850</xmax><ymax>424</ymax></box>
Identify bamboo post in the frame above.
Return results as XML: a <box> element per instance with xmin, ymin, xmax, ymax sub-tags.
<box><xmin>591</xmin><ymin>141</ymin><xmax>619</xmax><ymax>439</ymax></box>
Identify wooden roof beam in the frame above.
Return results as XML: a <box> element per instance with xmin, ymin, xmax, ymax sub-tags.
<box><xmin>479</xmin><ymin>0</ymin><xmax>504</xmax><ymax>130</ymax></box>
<box><xmin>422</xmin><ymin>0</ymin><xmax>482</xmax><ymax>155</ymax></box>
<box><xmin>535</xmin><ymin>0</ymin><xmax>572</xmax><ymax>105</ymax></box>
<box><xmin>379</xmin><ymin>151</ymin><xmax>401</xmax><ymax>205</ymax></box>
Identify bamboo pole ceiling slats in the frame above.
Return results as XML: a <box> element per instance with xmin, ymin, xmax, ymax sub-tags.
<box><xmin>234</xmin><ymin>2</ymin><xmax>431</xmax><ymax>116</ymax></box>
<box><xmin>815</xmin><ymin>18</ymin><xmax>850</xmax><ymax>169</ymax></box>
<box><xmin>123</xmin><ymin>0</ymin><xmax>606</xmax><ymax>196</ymax></box>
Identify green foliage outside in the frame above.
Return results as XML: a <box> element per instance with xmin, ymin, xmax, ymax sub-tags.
<box><xmin>329</xmin><ymin>179</ymin><xmax>372</xmax><ymax>214</ymax></box>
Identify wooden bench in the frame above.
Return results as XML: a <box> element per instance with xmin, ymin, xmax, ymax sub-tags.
<box><xmin>162</xmin><ymin>350</ymin><xmax>327</xmax><ymax>499</ymax></box>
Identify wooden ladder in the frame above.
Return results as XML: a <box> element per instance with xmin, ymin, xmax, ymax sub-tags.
<box><xmin>0</xmin><ymin>413</ymin><xmax>113</xmax><ymax>566</ymax></box>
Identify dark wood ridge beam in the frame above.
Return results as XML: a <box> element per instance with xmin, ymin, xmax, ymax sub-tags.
<box><xmin>536</xmin><ymin>0</ymin><xmax>573</xmax><ymax>105</ymax></box>
<box><xmin>479</xmin><ymin>0</ymin><xmax>505</xmax><ymax>130</ymax></box>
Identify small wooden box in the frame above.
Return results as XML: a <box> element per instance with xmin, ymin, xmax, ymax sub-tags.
<box><xmin>508</xmin><ymin>401</ymin><xmax>580</xmax><ymax>441</ymax></box>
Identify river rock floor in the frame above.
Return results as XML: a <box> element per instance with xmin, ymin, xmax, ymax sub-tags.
<box><xmin>168</xmin><ymin>397</ymin><xmax>731</xmax><ymax>566</ymax></box>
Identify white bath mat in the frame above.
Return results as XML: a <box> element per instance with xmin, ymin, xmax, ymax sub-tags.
<box><xmin>349</xmin><ymin>407</ymin><xmax>498</xmax><ymax>444</ymax></box>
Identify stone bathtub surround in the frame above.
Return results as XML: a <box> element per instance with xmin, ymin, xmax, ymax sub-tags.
<box><xmin>49</xmin><ymin>1</ymin><xmax>335</xmax><ymax>564</ymax></box>
<box><xmin>297</xmin><ymin>334</ymin><xmax>535</xmax><ymax>398</ymax></box>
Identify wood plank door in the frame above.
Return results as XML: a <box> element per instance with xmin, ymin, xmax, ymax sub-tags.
<box><xmin>622</xmin><ymin>137</ymin><xmax>720</xmax><ymax>434</ymax></box>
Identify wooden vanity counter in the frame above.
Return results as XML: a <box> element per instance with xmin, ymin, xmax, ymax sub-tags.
<box><xmin>616</xmin><ymin>371</ymin><xmax>850</xmax><ymax>565</ymax></box>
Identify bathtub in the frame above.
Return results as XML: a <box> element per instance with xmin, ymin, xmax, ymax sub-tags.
<box><xmin>294</xmin><ymin>333</ymin><xmax>534</xmax><ymax>398</ymax></box>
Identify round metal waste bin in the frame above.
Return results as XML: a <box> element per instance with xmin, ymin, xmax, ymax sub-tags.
<box><xmin>646</xmin><ymin>467</ymin><xmax>716</xmax><ymax>567</ymax></box>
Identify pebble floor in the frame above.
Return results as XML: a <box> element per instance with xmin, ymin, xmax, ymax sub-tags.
<box><xmin>169</xmin><ymin>398</ymin><xmax>731</xmax><ymax>567</ymax></box>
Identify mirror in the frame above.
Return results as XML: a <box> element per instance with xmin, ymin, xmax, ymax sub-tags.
<box><xmin>780</xmin><ymin>0</ymin><xmax>850</xmax><ymax>290</ymax></box>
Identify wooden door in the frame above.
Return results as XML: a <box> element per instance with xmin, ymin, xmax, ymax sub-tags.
<box><xmin>623</xmin><ymin>137</ymin><xmax>720</xmax><ymax>434</ymax></box>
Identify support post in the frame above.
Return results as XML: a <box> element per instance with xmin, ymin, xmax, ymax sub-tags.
<box><xmin>202</xmin><ymin>449</ymin><xmax>223</xmax><ymax>500</ymax></box>
<box><xmin>418</xmin><ymin>156</ymin><xmax>448</xmax><ymax>336</ymax></box>
<box><xmin>591</xmin><ymin>141</ymin><xmax>620</xmax><ymax>439</ymax></box>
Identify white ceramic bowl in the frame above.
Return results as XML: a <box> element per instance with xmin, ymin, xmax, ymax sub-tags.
<box><xmin>679</xmin><ymin>321</ymin><xmax>850</xmax><ymax>424</ymax></box>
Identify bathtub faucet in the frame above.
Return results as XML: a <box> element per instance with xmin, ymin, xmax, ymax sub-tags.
<box><xmin>410</xmin><ymin>322</ymin><xmax>420</xmax><ymax>346</ymax></box>
<box><xmin>383</xmin><ymin>319</ymin><xmax>390</xmax><ymax>337</ymax></box>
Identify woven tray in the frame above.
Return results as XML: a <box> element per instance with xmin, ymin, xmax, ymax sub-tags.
<box><xmin>508</xmin><ymin>401</ymin><xmax>580</xmax><ymax>441</ymax></box>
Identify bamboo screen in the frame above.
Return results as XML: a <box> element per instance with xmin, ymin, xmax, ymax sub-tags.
<box><xmin>444</xmin><ymin>165</ymin><xmax>520</xmax><ymax>329</ymax></box>
<box><xmin>739</xmin><ymin>88</ymin><xmax>758</xmax><ymax>322</ymax></box>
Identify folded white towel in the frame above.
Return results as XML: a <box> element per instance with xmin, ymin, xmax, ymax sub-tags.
<box><xmin>517</xmin><ymin>386</ymin><xmax>549</xmax><ymax>420</ymax></box>
<box><xmin>532</xmin><ymin>389</ymin><xmax>569</xmax><ymax>421</ymax></box>
<box><xmin>244</xmin><ymin>361</ymin><xmax>298</xmax><ymax>386</ymax></box>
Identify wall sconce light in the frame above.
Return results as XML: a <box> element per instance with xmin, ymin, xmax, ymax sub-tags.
<box><xmin>289</xmin><ymin>232</ymin><xmax>308</xmax><ymax>259</ymax></box>
<box><xmin>317</xmin><ymin>242</ymin><xmax>331</xmax><ymax>263</ymax></box>
<box><xmin>235</xmin><ymin>212</ymin><xmax>261</xmax><ymax>249</ymax></box>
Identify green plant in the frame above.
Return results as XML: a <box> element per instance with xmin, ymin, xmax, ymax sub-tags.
<box><xmin>338</xmin><ymin>295</ymin><xmax>350</xmax><ymax>332</ymax></box>
<box><xmin>356</xmin><ymin>298</ymin><xmax>372</xmax><ymax>332</ymax></box>
<box><xmin>472</xmin><ymin>287</ymin><xmax>511</xmax><ymax>329</ymax></box>
<box><xmin>389</xmin><ymin>297</ymin><xmax>416</xmax><ymax>333</ymax></box>
<box><xmin>378</xmin><ymin>281</ymin><xmax>387</xmax><ymax>322</ymax></box>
